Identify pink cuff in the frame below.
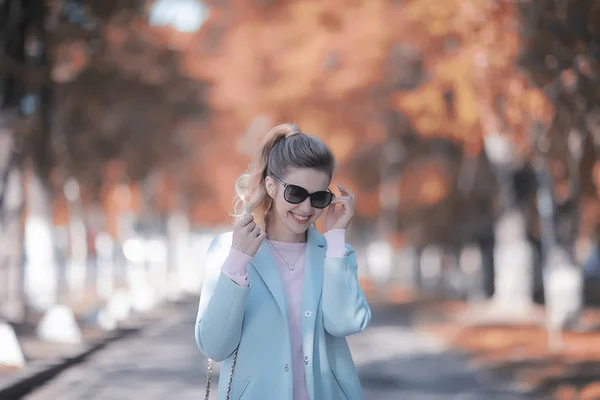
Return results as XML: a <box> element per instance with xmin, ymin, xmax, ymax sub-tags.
<box><xmin>324</xmin><ymin>229</ymin><xmax>347</xmax><ymax>258</ymax></box>
<box><xmin>221</xmin><ymin>247</ymin><xmax>251</xmax><ymax>287</ymax></box>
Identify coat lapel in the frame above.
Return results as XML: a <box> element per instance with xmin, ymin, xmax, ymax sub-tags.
<box><xmin>301</xmin><ymin>227</ymin><xmax>326</xmax><ymax>398</ymax></box>
<box><xmin>250</xmin><ymin>241</ymin><xmax>288</xmax><ymax>325</ymax></box>
<box><xmin>302</xmin><ymin>227</ymin><xmax>326</xmax><ymax>329</ymax></box>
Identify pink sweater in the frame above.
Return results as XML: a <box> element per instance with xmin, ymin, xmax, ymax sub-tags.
<box><xmin>220</xmin><ymin>229</ymin><xmax>347</xmax><ymax>400</ymax></box>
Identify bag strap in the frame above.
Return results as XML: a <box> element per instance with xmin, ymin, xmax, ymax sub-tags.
<box><xmin>204</xmin><ymin>348</ymin><xmax>238</xmax><ymax>400</ymax></box>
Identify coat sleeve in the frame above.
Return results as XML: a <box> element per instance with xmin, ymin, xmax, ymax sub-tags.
<box><xmin>194</xmin><ymin>233</ymin><xmax>250</xmax><ymax>361</ymax></box>
<box><xmin>322</xmin><ymin>244</ymin><xmax>371</xmax><ymax>337</ymax></box>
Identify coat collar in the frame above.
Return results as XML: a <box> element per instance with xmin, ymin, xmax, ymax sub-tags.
<box><xmin>249</xmin><ymin>226</ymin><xmax>326</xmax><ymax>323</ymax></box>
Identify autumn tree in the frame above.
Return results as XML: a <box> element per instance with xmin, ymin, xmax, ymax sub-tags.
<box><xmin>517</xmin><ymin>0</ymin><xmax>600</xmax><ymax>256</ymax></box>
<box><xmin>0</xmin><ymin>0</ymin><xmax>52</xmax><ymax>317</ymax></box>
<box><xmin>515</xmin><ymin>0</ymin><xmax>600</xmax><ymax>328</ymax></box>
<box><xmin>0</xmin><ymin>0</ymin><xmax>210</xmax><ymax>314</ymax></box>
<box><xmin>181</xmin><ymin>0</ymin><xmax>599</xmax><ymax>306</ymax></box>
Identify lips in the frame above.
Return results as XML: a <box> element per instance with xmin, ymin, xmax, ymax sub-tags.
<box><xmin>290</xmin><ymin>212</ymin><xmax>311</xmax><ymax>224</ymax></box>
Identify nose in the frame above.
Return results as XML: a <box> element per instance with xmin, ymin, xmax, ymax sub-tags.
<box><xmin>298</xmin><ymin>197</ymin><xmax>313</xmax><ymax>214</ymax></box>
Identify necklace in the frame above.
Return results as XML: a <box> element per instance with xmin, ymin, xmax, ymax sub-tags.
<box><xmin>267</xmin><ymin>239</ymin><xmax>306</xmax><ymax>271</ymax></box>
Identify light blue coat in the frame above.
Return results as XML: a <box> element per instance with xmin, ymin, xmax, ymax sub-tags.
<box><xmin>195</xmin><ymin>227</ymin><xmax>371</xmax><ymax>400</ymax></box>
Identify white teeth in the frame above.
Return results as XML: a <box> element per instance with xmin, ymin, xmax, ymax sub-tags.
<box><xmin>292</xmin><ymin>213</ymin><xmax>309</xmax><ymax>221</ymax></box>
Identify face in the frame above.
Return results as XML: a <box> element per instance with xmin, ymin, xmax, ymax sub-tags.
<box><xmin>265</xmin><ymin>167</ymin><xmax>331</xmax><ymax>237</ymax></box>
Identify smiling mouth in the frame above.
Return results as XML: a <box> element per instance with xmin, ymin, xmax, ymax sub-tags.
<box><xmin>290</xmin><ymin>212</ymin><xmax>311</xmax><ymax>223</ymax></box>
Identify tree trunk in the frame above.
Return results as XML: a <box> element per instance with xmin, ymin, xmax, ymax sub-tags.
<box><xmin>484</xmin><ymin>135</ymin><xmax>535</xmax><ymax>315</ymax></box>
<box><xmin>412</xmin><ymin>246</ymin><xmax>424</xmax><ymax>290</ymax></box>
<box><xmin>534</xmin><ymin>126</ymin><xmax>585</xmax><ymax>345</ymax></box>
<box><xmin>459</xmin><ymin>243</ymin><xmax>485</xmax><ymax>301</ymax></box>
<box><xmin>0</xmin><ymin>117</ymin><xmax>25</xmax><ymax>323</ymax></box>
<box><xmin>95</xmin><ymin>231</ymin><xmax>115</xmax><ymax>302</ymax></box>
<box><xmin>23</xmin><ymin>168</ymin><xmax>60</xmax><ymax>311</ymax></box>
<box><xmin>479</xmin><ymin>236</ymin><xmax>495</xmax><ymax>298</ymax></box>
<box><xmin>64</xmin><ymin>177</ymin><xmax>88</xmax><ymax>301</ymax></box>
<box><xmin>420</xmin><ymin>245</ymin><xmax>443</xmax><ymax>290</ymax></box>
<box><xmin>167</xmin><ymin>209</ymin><xmax>190</xmax><ymax>298</ymax></box>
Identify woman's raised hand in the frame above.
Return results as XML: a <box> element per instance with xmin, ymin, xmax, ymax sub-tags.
<box><xmin>232</xmin><ymin>213</ymin><xmax>267</xmax><ymax>257</ymax></box>
<box><xmin>324</xmin><ymin>182</ymin><xmax>355</xmax><ymax>231</ymax></box>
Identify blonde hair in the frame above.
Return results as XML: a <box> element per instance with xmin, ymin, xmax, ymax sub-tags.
<box><xmin>232</xmin><ymin>123</ymin><xmax>336</xmax><ymax>228</ymax></box>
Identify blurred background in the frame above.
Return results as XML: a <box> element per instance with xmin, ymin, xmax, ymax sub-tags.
<box><xmin>0</xmin><ymin>0</ymin><xmax>599</xmax><ymax>399</ymax></box>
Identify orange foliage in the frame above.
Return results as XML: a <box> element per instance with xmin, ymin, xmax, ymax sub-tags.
<box><xmin>142</xmin><ymin>0</ymin><xmax>594</xmax><ymax>228</ymax></box>
<box><xmin>419</xmin><ymin>173</ymin><xmax>447</xmax><ymax>205</ymax></box>
<box><xmin>580</xmin><ymin>383</ymin><xmax>600</xmax><ymax>400</ymax></box>
<box><xmin>52</xmin><ymin>41</ymin><xmax>90</xmax><ymax>83</ymax></box>
<box><xmin>398</xmin><ymin>162</ymin><xmax>450</xmax><ymax>210</ymax></box>
<box><xmin>52</xmin><ymin>197</ymin><xmax>69</xmax><ymax>226</ymax></box>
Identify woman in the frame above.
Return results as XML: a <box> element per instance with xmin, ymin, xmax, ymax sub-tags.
<box><xmin>195</xmin><ymin>123</ymin><xmax>371</xmax><ymax>400</ymax></box>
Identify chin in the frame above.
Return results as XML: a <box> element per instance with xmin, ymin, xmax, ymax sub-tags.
<box><xmin>284</xmin><ymin>221</ymin><xmax>309</xmax><ymax>235</ymax></box>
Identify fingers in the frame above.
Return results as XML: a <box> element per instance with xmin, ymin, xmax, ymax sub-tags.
<box><xmin>255</xmin><ymin>231</ymin><xmax>267</xmax><ymax>242</ymax></box>
<box><xmin>237</xmin><ymin>213</ymin><xmax>254</xmax><ymax>227</ymax></box>
<box><xmin>336</xmin><ymin>183</ymin><xmax>356</xmax><ymax>211</ymax></box>
<box><xmin>331</xmin><ymin>196</ymin><xmax>354</xmax><ymax>215</ymax></box>
<box><xmin>337</xmin><ymin>182</ymin><xmax>355</xmax><ymax>200</ymax></box>
<box><xmin>331</xmin><ymin>196</ymin><xmax>350</xmax><ymax>206</ymax></box>
<box><xmin>233</xmin><ymin>211</ymin><xmax>268</xmax><ymax>256</ymax></box>
<box><xmin>245</xmin><ymin>221</ymin><xmax>257</xmax><ymax>233</ymax></box>
<box><xmin>250</xmin><ymin>224</ymin><xmax>261</xmax><ymax>237</ymax></box>
<box><xmin>237</xmin><ymin>213</ymin><xmax>261</xmax><ymax>237</ymax></box>
<box><xmin>249</xmin><ymin>231</ymin><xmax>267</xmax><ymax>254</ymax></box>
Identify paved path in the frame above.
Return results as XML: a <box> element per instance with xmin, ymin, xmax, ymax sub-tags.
<box><xmin>24</xmin><ymin>302</ymin><xmax>533</xmax><ymax>400</ymax></box>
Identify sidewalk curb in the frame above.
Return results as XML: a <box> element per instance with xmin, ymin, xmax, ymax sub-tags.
<box><xmin>0</xmin><ymin>327</ymin><xmax>139</xmax><ymax>400</ymax></box>
<box><xmin>0</xmin><ymin>298</ymin><xmax>196</xmax><ymax>400</ymax></box>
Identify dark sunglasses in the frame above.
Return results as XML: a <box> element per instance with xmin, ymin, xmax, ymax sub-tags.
<box><xmin>271</xmin><ymin>175</ymin><xmax>335</xmax><ymax>209</ymax></box>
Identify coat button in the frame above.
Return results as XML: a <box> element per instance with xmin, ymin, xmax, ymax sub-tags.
<box><xmin>284</xmin><ymin>364</ymin><xmax>290</xmax><ymax>372</ymax></box>
<box><xmin>304</xmin><ymin>356</ymin><xmax>309</xmax><ymax>365</ymax></box>
<box><xmin>304</xmin><ymin>310</ymin><xmax>312</xmax><ymax>318</ymax></box>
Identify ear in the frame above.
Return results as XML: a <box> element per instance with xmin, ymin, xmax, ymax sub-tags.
<box><xmin>265</xmin><ymin>176</ymin><xmax>276</xmax><ymax>198</ymax></box>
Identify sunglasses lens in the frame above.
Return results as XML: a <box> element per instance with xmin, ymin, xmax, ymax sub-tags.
<box><xmin>284</xmin><ymin>185</ymin><xmax>308</xmax><ymax>204</ymax></box>
<box><xmin>310</xmin><ymin>192</ymin><xmax>334</xmax><ymax>209</ymax></box>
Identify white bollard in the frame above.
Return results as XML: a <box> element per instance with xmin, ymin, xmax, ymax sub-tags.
<box><xmin>544</xmin><ymin>247</ymin><xmax>583</xmax><ymax>350</ymax></box>
<box><xmin>95</xmin><ymin>307</ymin><xmax>117</xmax><ymax>331</ymax></box>
<box><xmin>492</xmin><ymin>210</ymin><xmax>534</xmax><ymax>312</ymax></box>
<box><xmin>107</xmin><ymin>289</ymin><xmax>132</xmax><ymax>322</ymax></box>
<box><xmin>36</xmin><ymin>304</ymin><xmax>82</xmax><ymax>344</ymax></box>
<box><xmin>0</xmin><ymin>321</ymin><xmax>25</xmax><ymax>368</ymax></box>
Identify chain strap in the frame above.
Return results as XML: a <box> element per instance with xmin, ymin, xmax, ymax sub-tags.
<box><xmin>204</xmin><ymin>348</ymin><xmax>238</xmax><ymax>400</ymax></box>
<box><xmin>204</xmin><ymin>358</ymin><xmax>214</xmax><ymax>400</ymax></box>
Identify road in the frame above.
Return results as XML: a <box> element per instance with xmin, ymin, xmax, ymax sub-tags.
<box><xmin>24</xmin><ymin>301</ymin><xmax>533</xmax><ymax>400</ymax></box>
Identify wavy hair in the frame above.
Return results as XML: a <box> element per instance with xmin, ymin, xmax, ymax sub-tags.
<box><xmin>232</xmin><ymin>123</ymin><xmax>336</xmax><ymax>229</ymax></box>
